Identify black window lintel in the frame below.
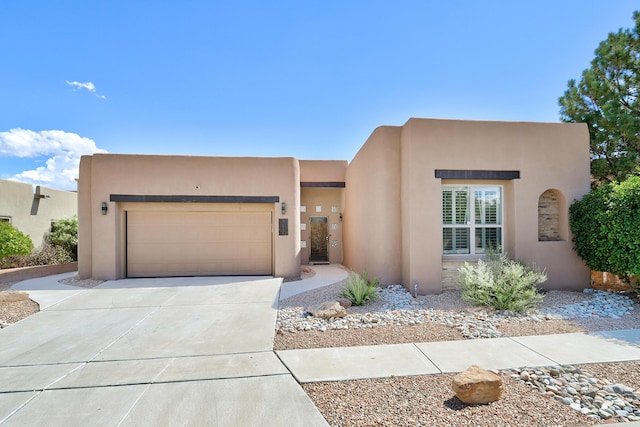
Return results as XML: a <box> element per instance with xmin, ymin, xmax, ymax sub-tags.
<box><xmin>435</xmin><ymin>170</ymin><xmax>520</xmax><ymax>180</ymax></box>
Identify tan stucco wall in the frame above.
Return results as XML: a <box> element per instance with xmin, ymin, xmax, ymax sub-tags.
<box><xmin>0</xmin><ymin>179</ymin><xmax>77</xmax><ymax>248</ymax></box>
<box><xmin>344</xmin><ymin>118</ymin><xmax>591</xmax><ymax>294</ymax></box>
<box><xmin>299</xmin><ymin>160</ymin><xmax>347</xmax><ymax>182</ymax></box>
<box><xmin>78</xmin><ymin>154</ymin><xmax>300</xmax><ymax>281</ymax></box>
<box><xmin>343</xmin><ymin>126</ymin><xmax>403</xmax><ymax>285</ymax></box>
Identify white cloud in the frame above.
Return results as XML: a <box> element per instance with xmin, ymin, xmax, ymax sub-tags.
<box><xmin>0</xmin><ymin>129</ymin><xmax>107</xmax><ymax>190</ymax></box>
<box><xmin>66</xmin><ymin>80</ymin><xmax>106</xmax><ymax>99</ymax></box>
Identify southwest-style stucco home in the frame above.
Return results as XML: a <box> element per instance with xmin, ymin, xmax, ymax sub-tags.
<box><xmin>78</xmin><ymin>118</ymin><xmax>591</xmax><ymax>294</ymax></box>
<box><xmin>0</xmin><ymin>179</ymin><xmax>77</xmax><ymax>248</ymax></box>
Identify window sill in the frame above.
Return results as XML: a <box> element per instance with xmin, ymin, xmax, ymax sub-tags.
<box><xmin>442</xmin><ymin>254</ymin><xmax>490</xmax><ymax>262</ymax></box>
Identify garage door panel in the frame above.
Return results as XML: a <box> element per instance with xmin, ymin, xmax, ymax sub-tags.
<box><xmin>127</xmin><ymin>210</ymin><xmax>273</xmax><ymax>277</ymax></box>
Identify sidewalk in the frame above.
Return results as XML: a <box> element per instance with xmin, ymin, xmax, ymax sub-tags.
<box><xmin>277</xmin><ymin>330</ymin><xmax>640</xmax><ymax>383</ymax></box>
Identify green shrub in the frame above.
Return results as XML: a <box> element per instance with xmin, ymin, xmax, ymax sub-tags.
<box><xmin>0</xmin><ymin>221</ymin><xmax>33</xmax><ymax>261</ymax></box>
<box><xmin>46</xmin><ymin>216</ymin><xmax>78</xmax><ymax>261</ymax></box>
<box><xmin>569</xmin><ymin>175</ymin><xmax>640</xmax><ymax>282</ymax></box>
<box><xmin>339</xmin><ymin>271</ymin><xmax>380</xmax><ymax>306</ymax></box>
<box><xmin>457</xmin><ymin>253</ymin><xmax>546</xmax><ymax>313</ymax></box>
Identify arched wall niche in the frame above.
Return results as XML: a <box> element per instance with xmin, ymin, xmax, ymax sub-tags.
<box><xmin>538</xmin><ymin>189</ymin><xmax>567</xmax><ymax>241</ymax></box>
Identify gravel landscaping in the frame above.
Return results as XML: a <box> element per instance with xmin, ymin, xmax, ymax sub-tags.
<box><xmin>304</xmin><ymin>361</ymin><xmax>640</xmax><ymax>426</ymax></box>
<box><xmin>277</xmin><ymin>278</ymin><xmax>640</xmax><ymax>426</ymax></box>
<box><xmin>0</xmin><ymin>298</ymin><xmax>39</xmax><ymax>327</ymax></box>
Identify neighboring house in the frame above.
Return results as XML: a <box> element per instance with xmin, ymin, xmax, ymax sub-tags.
<box><xmin>0</xmin><ymin>179</ymin><xmax>78</xmax><ymax>248</ymax></box>
<box><xmin>78</xmin><ymin>118</ymin><xmax>591</xmax><ymax>294</ymax></box>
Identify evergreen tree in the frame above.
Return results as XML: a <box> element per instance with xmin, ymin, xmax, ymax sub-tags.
<box><xmin>559</xmin><ymin>11</ymin><xmax>640</xmax><ymax>185</ymax></box>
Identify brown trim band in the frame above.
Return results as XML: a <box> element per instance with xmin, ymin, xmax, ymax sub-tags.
<box><xmin>110</xmin><ymin>195</ymin><xmax>280</xmax><ymax>203</ymax></box>
<box><xmin>300</xmin><ymin>182</ymin><xmax>346</xmax><ymax>188</ymax></box>
<box><xmin>435</xmin><ymin>170</ymin><xmax>520</xmax><ymax>180</ymax></box>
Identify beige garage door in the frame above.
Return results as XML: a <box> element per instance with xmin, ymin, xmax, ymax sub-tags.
<box><xmin>127</xmin><ymin>210</ymin><xmax>272</xmax><ymax>277</ymax></box>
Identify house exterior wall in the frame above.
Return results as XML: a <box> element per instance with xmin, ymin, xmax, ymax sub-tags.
<box><xmin>343</xmin><ymin>126</ymin><xmax>403</xmax><ymax>285</ymax></box>
<box><xmin>78</xmin><ymin>153</ymin><xmax>300</xmax><ymax>281</ymax></box>
<box><xmin>0</xmin><ymin>179</ymin><xmax>77</xmax><ymax>248</ymax></box>
<box><xmin>78</xmin><ymin>118</ymin><xmax>590</xmax><ymax>293</ymax></box>
<box><xmin>344</xmin><ymin>118</ymin><xmax>591</xmax><ymax>294</ymax></box>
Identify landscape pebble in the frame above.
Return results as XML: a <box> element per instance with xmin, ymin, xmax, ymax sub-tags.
<box><xmin>542</xmin><ymin>288</ymin><xmax>635</xmax><ymax>319</ymax></box>
<box><xmin>277</xmin><ymin>284</ymin><xmax>638</xmax><ymax>340</ymax></box>
<box><xmin>507</xmin><ymin>365</ymin><xmax>640</xmax><ymax>423</ymax></box>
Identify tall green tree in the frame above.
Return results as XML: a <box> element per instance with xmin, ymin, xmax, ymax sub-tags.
<box><xmin>559</xmin><ymin>11</ymin><xmax>640</xmax><ymax>185</ymax></box>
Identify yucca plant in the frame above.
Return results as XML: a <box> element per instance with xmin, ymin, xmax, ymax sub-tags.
<box><xmin>339</xmin><ymin>271</ymin><xmax>380</xmax><ymax>306</ymax></box>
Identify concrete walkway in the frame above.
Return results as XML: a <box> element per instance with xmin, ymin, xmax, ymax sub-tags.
<box><xmin>2</xmin><ymin>265</ymin><xmax>640</xmax><ymax>426</ymax></box>
<box><xmin>279</xmin><ymin>264</ymin><xmax>349</xmax><ymax>300</ymax></box>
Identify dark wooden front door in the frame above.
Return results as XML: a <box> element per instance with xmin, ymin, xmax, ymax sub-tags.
<box><xmin>309</xmin><ymin>217</ymin><xmax>328</xmax><ymax>262</ymax></box>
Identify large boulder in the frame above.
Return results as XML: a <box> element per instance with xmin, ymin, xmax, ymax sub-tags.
<box><xmin>452</xmin><ymin>365</ymin><xmax>503</xmax><ymax>404</ymax></box>
<box><xmin>0</xmin><ymin>291</ymin><xmax>30</xmax><ymax>303</ymax></box>
<box><xmin>305</xmin><ymin>301</ymin><xmax>347</xmax><ymax>319</ymax></box>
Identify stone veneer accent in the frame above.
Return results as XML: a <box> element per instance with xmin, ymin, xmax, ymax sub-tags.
<box><xmin>442</xmin><ymin>260</ymin><xmax>465</xmax><ymax>290</ymax></box>
<box><xmin>538</xmin><ymin>190</ymin><xmax>561</xmax><ymax>241</ymax></box>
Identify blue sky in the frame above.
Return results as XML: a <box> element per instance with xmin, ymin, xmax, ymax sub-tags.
<box><xmin>0</xmin><ymin>1</ymin><xmax>637</xmax><ymax>190</ymax></box>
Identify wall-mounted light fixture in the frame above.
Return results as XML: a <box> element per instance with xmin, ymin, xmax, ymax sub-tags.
<box><xmin>33</xmin><ymin>185</ymin><xmax>51</xmax><ymax>200</ymax></box>
<box><xmin>101</xmin><ymin>202</ymin><xmax>108</xmax><ymax>215</ymax></box>
<box><xmin>339</xmin><ymin>213</ymin><xmax>343</xmax><ymax>222</ymax></box>
<box><xmin>281</xmin><ymin>202</ymin><xmax>286</xmax><ymax>215</ymax></box>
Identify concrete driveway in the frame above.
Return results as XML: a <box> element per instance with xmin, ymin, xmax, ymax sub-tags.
<box><xmin>0</xmin><ymin>275</ymin><xmax>328</xmax><ymax>426</ymax></box>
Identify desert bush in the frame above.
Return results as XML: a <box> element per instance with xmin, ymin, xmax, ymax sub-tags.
<box><xmin>457</xmin><ymin>253</ymin><xmax>546</xmax><ymax>313</ymax></box>
<box><xmin>569</xmin><ymin>175</ymin><xmax>640</xmax><ymax>284</ymax></box>
<box><xmin>0</xmin><ymin>254</ymin><xmax>30</xmax><ymax>269</ymax></box>
<box><xmin>46</xmin><ymin>216</ymin><xmax>78</xmax><ymax>261</ymax></box>
<box><xmin>28</xmin><ymin>243</ymin><xmax>74</xmax><ymax>266</ymax></box>
<box><xmin>0</xmin><ymin>221</ymin><xmax>33</xmax><ymax>261</ymax></box>
<box><xmin>0</xmin><ymin>243</ymin><xmax>73</xmax><ymax>269</ymax></box>
<box><xmin>340</xmin><ymin>271</ymin><xmax>380</xmax><ymax>306</ymax></box>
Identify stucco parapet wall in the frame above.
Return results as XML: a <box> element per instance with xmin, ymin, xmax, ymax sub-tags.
<box><xmin>299</xmin><ymin>160</ymin><xmax>347</xmax><ymax>183</ymax></box>
<box><xmin>403</xmin><ymin>116</ymin><xmax>588</xmax><ymax>128</ymax></box>
<box><xmin>0</xmin><ymin>262</ymin><xmax>78</xmax><ymax>285</ymax></box>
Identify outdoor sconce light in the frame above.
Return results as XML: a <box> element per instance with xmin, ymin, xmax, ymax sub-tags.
<box><xmin>101</xmin><ymin>202</ymin><xmax>108</xmax><ymax>215</ymax></box>
<box><xmin>339</xmin><ymin>213</ymin><xmax>343</xmax><ymax>222</ymax></box>
<box><xmin>281</xmin><ymin>202</ymin><xmax>286</xmax><ymax>215</ymax></box>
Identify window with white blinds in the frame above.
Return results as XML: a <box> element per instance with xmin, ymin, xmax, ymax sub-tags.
<box><xmin>442</xmin><ymin>186</ymin><xmax>502</xmax><ymax>254</ymax></box>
